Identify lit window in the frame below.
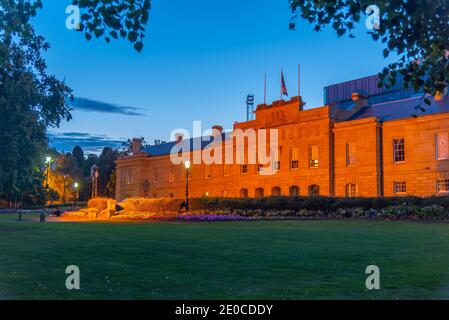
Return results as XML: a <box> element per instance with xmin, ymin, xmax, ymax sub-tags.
<box><xmin>289</xmin><ymin>185</ymin><xmax>299</xmax><ymax>196</ymax></box>
<box><xmin>255</xmin><ymin>188</ymin><xmax>264</xmax><ymax>198</ymax></box>
<box><xmin>204</xmin><ymin>165</ymin><xmax>211</xmax><ymax>179</ymax></box>
<box><xmin>241</xmin><ymin>164</ymin><xmax>248</xmax><ymax>174</ymax></box>
<box><xmin>124</xmin><ymin>168</ymin><xmax>133</xmax><ymax>185</ymax></box>
<box><xmin>394</xmin><ymin>181</ymin><xmax>407</xmax><ymax>194</ymax></box>
<box><xmin>436</xmin><ymin>133</ymin><xmax>449</xmax><ymax>160</ymax></box>
<box><xmin>310</xmin><ymin>145</ymin><xmax>319</xmax><ymax>168</ymax></box>
<box><xmin>437</xmin><ymin>179</ymin><xmax>449</xmax><ymax>193</ymax></box>
<box><xmin>271</xmin><ymin>186</ymin><xmax>281</xmax><ymax>196</ymax></box>
<box><xmin>223</xmin><ymin>164</ymin><xmax>230</xmax><ymax>176</ymax></box>
<box><xmin>308</xmin><ymin>185</ymin><xmax>320</xmax><ymax>196</ymax></box>
<box><xmin>222</xmin><ymin>190</ymin><xmax>228</xmax><ymax>197</ymax></box>
<box><xmin>169</xmin><ymin>167</ymin><xmax>175</xmax><ymax>182</ymax></box>
<box><xmin>346</xmin><ymin>143</ymin><xmax>357</xmax><ymax>166</ymax></box>
<box><xmin>393</xmin><ymin>139</ymin><xmax>405</xmax><ymax>163</ymax></box>
<box><xmin>290</xmin><ymin>148</ymin><xmax>299</xmax><ymax>170</ymax></box>
<box><xmin>345</xmin><ymin>184</ymin><xmax>359</xmax><ymax>197</ymax></box>
<box><xmin>273</xmin><ymin>161</ymin><xmax>281</xmax><ymax>171</ymax></box>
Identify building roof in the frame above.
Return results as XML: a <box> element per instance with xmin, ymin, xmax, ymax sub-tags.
<box><xmin>347</xmin><ymin>94</ymin><xmax>449</xmax><ymax>122</ymax></box>
<box><xmin>142</xmin><ymin>133</ymin><xmax>229</xmax><ymax>157</ymax></box>
<box><xmin>324</xmin><ymin>74</ymin><xmax>423</xmax><ymax>110</ymax></box>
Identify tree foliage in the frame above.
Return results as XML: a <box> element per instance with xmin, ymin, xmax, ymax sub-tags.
<box><xmin>74</xmin><ymin>0</ymin><xmax>151</xmax><ymax>52</ymax></box>
<box><xmin>289</xmin><ymin>0</ymin><xmax>449</xmax><ymax>97</ymax></box>
<box><xmin>0</xmin><ymin>0</ymin><xmax>151</xmax><ymax>202</ymax></box>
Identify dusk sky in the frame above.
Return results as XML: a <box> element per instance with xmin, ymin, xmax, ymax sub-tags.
<box><xmin>34</xmin><ymin>0</ymin><xmax>396</xmax><ymax>153</ymax></box>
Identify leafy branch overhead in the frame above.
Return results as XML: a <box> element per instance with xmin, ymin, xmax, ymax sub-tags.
<box><xmin>73</xmin><ymin>0</ymin><xmax>151</xmax><ymax>52</ymax></box>
<box><xmin>289</xmin><ymin>0</ymin><xmax>449</xmax><ymax>98</ymax></box>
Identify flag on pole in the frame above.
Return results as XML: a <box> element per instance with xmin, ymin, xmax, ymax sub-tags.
<box><xmin>281</xmin><ymin>70</ymin><xmax>288</xmax><ymax>97</ymax></box>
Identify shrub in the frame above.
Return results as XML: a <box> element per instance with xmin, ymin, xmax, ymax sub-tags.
<box><xmin>87</xmin><ymin>197</ymin><xmax>112</xmax><ymax>211</ymax></box>
<box><xmin>120</xmin><ymin>197</ymin><xmax>184</xmax><ymax>213</ymax></box>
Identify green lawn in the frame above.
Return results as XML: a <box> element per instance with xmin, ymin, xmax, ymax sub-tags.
<box><xmin>1</xmin><ymin>213</ymin><xmax>449</xmax><ymax>299</ymax></box>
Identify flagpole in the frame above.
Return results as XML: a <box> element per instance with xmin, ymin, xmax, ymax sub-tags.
<box><xmin>280</xmin><ymin>69</ymin><xmax>282</xmax><ymax>100</ymax></box>
<box><xmin>264</xmin><ymin>73</ymin><xmax>267</xmax><ymax>104</ymax></box>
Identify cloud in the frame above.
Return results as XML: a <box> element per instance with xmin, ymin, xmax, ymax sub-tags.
<box><xmin>70</xmin><ymin>97</ymin><xmax>146</xmax><ymax>116</ymax></box>
<box><xmin>48</xmin><ymin>132</ymin><xmax>125</xmax><ymax>155</ymax></box>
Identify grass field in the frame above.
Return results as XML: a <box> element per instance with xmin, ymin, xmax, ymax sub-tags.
<box><xmin>1</xmin><ymin>212</ymin><xmax>449</xmax><ymax>299</ymax></box>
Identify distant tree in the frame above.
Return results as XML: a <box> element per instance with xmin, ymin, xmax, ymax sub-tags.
<box><xmin>289</xmin><ymin>0</ymin><xmax>448</xmax><ymax>98</ymax></box>
<box><xmin>106</xmin><ymin>169</ymin><xmax>116</xmax><ymax>198</ymax></box>
<box><xmin>72</xmin><ymin>146</ymin><xmax>85</xmax><ymax>169</ymax></box>
<box><xmin>83</xmin><ymin>153</ymin><xmax>99</xmax><ymax>177</ymax></box>
<box><xmin>98</xmin><ymin>147</ymin><xmax>119</xmax><ymax>196</ymax></box>
<box><xmin>0</xmin><ymin>0</ymin><xmax>151</xmax><ymax>203</ymax></box>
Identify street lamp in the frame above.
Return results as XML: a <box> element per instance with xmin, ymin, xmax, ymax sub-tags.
<box><xmin>73</xmin><ymin>182</ymin><xmax>79</xmax><ymax>210</ymax></box>
<box><xmin>184</xmin><ymin>160</ymin><xmax>191</xmax><ymax>212</ymax></box>
<box><xmin>41</xmin><ymin>156</ymin><xmax>52</xmax><ymax>222</ymax></box>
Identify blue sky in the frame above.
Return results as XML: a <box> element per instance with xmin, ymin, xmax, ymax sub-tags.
<box><xmin>33</xmin><ymin>0</ymin><xmax>395</xmax><ymax>153</ymax></box>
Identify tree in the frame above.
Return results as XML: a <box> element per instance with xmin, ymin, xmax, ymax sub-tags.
<box><xmin>289</xmin><ymin>0</ymin><xmax>448</xmax><ymax>98</ymax></box>
<box><xmin>72</xmin><ymin>146</ymin><xmax>85</xmax><ymax>170</ymax></box>
<box><xmin>106</xmin><ymin>169</ymin><xmax>116</xmax><ymax>198</ymax></box>
<box><xmin>0</xmin><ymin>0</ymin><xmax>152</xmax><ymax>203</ymax></box>
<box><xmin>97</xmin><ymin>147</ymin><xmax>118</xmax><ymax>196</ymax></box>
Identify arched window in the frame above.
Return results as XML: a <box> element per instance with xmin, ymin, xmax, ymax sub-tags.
<box><xmin>289</xmin><ymin>185</ymin><xmax>299</xmax><ymax>196</ymax></box>
<box><xmin>239</xmin><ymin>188</ymin><xmax>248</xmax><ymax>198</ymax></box>
<box><xmin>345</xmin><ymin>184</ymin><xmax>359</xmax><ymax>197</ymax></box>
<box><xmin>271</xmin><ymin>186</ymin><xmax>281</xmax><ymax>196</ymax></box>
<box><xmin>255</xmin><ymin>188</ymin><xmax>264</xmax><ymax>198</ymax></box>
<box><xmin>222</xmin><ymin>190</ymin><xmax>228</xmax><ymax>198</ymax></box>
<box><xmin>308</xmin><ymin>185</ymin><xmax>320</xmax><ymax>196</ymax></box>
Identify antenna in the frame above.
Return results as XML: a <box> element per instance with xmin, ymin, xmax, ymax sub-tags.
<box><xmin>246</xmin><ymin>94</ymin><xmax>255</xmax><ymax>121</ymax></box>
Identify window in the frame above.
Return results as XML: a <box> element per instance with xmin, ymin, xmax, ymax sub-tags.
<box><xmin>169</xmin><ymin>193</ymin><xmax>174</xmax><ymax>198</ymax></box>
<box><xmin>239</xmin><ymin>188</ymin><xmax>248</xmax><ymax>198</ymax></box>
<box><xmin>394</xmin><ymin>181</ymin><xmax>407</xmax><ymax>194</ymax></box>
<box><xmin>222</xmin><ymin>190</ymin><xmax>228</xmax><ymax>197</ymax></box>
<box><xmin>308</xmin><ymin>185</ymin><xmax>320</xmax><ymax>196</ymax></box>
<box><xmin>241</xmin><ymin>164</ymin><xmax>248</xmax><ymax>174</ymax></box>
<box><xmin>290</xmin><ymin>148</ymin><xmax>299</xmax><ymax>170</ymax></box>
<box><xmin>345</xmin><ymin>184</ymin><xmax>359</xmax><ymax>197</ymax></box>
<box><xmin>124</xmin><ymin>168</ymin><xmax>133</xmax><ymax>185</ymax></box>
<box><xmin>436</xmin><ymin>133</ymin><xmax>449</xmax><ymax>160</ymax></box>
<box><xmin>273</xmin><ymin>161</ymin><xmax>281</xmax><ymax>171</ymax></box>
<box><xmin>289</xmin><ymin>185</ymin><xmax>299</xmax><ymax>196</ymax></box>
<box><xmin>310</xmin><ymin>145</ymin><xmax>319</xmax><ymax>168</ymax></box>
<box><xmin>393</xmin><ymin>138</ymin><xmax>405</xmax><ymax>163</ymax></box>
<box><xmin>437</xmin><ymin>179</ymin><xmax>449</xmax><ymax>193</ymax></box>
<box><xmin>204</xmin><ymin>165</ymin><xmax>211</xmax><ymax>179</ymax></box>
<box><xmin>223</xmin><ymin>164</ymin><xmax>230</xmax><ymax>176</ymax></box>
<box><xmin>153</xmin><ymin>168</ymin><xmax>159</xmax><ymax>183</ymax></box>
<box><xmin>271</xmin><ymin>186</ymin><xmax>281</xmax><ymax>196</ymax></box>
<box><xmin>169</xmin><ymin>167</ymin><xmax>175</xmax><ymax>182</ymax></box>
<box><xmin>346</xmin><ymin>143</ymin><xmax>357</xmax><ymax>166</ymax></box>
<box><xmin>255</xmin><ymin>188</ymin><xmax>264</xmax><ymax>198</ymax></box>
<box><xmin>257</xmin><ymin>164</ymin><xmax>263</xmax><ymax>173</ymax></box>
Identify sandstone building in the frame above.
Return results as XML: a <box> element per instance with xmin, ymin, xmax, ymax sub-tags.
<box><xmin>116</xmin><ymin>75</ymin><xmax>449</xmax><ymax>200</ymax></box>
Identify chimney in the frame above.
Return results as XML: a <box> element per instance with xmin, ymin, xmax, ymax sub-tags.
<box><xmin>132</xmin><ymin>138</ymin><xmax>142</xmax><ymax>154</ymax></box>
<box><xmin>175</xmin><ymin>133</ymin><xmax>184</xmax><ymax>143</ymax></box>
<box><xmin>212</xmin><ymin>125</ymin><xmax>223</xmax><ymax>137</ymax></box>
<box><xmin>351</xmin><ymin>92</ymin><xmax>369</xmax><ymax>112</ymax></box>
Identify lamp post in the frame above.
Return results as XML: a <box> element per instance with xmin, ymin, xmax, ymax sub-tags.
<box><xmin>41</xmin><ymin>156</ymin><xmax>52</xmax><ymax>222</ymax></box>
<box><xmin>184</xmin><ymin>160</ymin><xmax>191</xmax><ymax>212</ymax></box>
<box><xmin>73</xmin><ymin>182</ymin><xmax>79</xmax><ymax>210</ymax></box>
